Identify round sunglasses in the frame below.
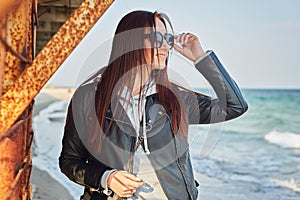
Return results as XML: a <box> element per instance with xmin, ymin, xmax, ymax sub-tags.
<box><xmin>144</xmin><ymin>31</ymin><xmax>174</xmax><ymax>49</ymax></box>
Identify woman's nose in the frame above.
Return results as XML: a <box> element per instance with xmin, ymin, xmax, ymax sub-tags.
<box><xmin>160</xmin><ymin>38</ymin><xmax>170</xmax><ymax>50</ymax></box>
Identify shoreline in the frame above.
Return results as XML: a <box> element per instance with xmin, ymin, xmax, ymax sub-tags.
<box><xmin>30</xmin><ymin>167</ymin><xmax>74</xmax><ymax>200</ymax></box>
<box><xmin>31</xmin><ymin>89</ymin><xmax>75</xmax><ymax>200</ymax></box>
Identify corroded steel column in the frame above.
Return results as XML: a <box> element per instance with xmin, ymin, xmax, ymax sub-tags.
<box><xmin>0</xmin><ymin>18</ymin><xmax>6</xmax><ymax>96</ymax></box>
<box><xmin>0</xmin><ymin>0</ymin><xmax>33</xmax><ymax>199</ymax></box>
<box><xmin>0</xmin><ymin>0</ymin><xmax>15</xmax><ymax>20</ymax></box>
<box><xmin>2</xmin><ymin>0</ymin><xmax>32</xmax><ymax>94</ymax></box>
<box><xmin>0</xmin><ymin>0</ymin><xmax>115</xmax><ymax>134</ymax></box>
<box><xmin>0</xmin><ymin>0</ymin><xmax>114</xmax><ymax>199</ymax></box>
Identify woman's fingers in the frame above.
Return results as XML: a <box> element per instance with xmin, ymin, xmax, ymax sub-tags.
<box><xmin>175</xmin><ymin>33</ymin><xmax>196</xmax><ymax>47</ymax></box>
<box><xmin>121</xmin><ymin>171</ymin><xmax>140</xmax><ymax>181</ymax></box>
<box><xmin>184</xmin><ymin>33</ymin><xmax>190</xmax><ymax>44</ymax></box>
<box><xmin>175</xmin><ymin>33</ymin><xmax>186</xmax><ymax>45</ymax></box>
<box><xmin>107</xmin><ymin>171</ymin><xmax>143</xmax><ymax>197</ymax></box>
<box><xmin>188</xmin><ymin>34</ymin><xmax>197</xmax><ymax>42</ymax></box>
<box><xmin>113</xmin><ymin>175</ymin><xmax>137</xmax><ymax>190</ymax></box>
<box><xmin>120</xmin><ymin>189</ymin><xmax>137</xmax><ymax>197</ymax></box>
<box><xmin>174</xmin><ymin>32</ymin><xmax>206</xmax><ymax>62</ymax></box>
<box><xmin>173</xmin><ymin>43</ymin><xmax>184</xmax><ymax>54</ymax></box>
<box><xmin>115</xmin><ymin>171</ymin><xmax>143</xmax><ymax>188</ymax></box>
<box><xmin>180</xmin><ymin>33</ymin><xmax>186</xmax><ymax>45</ymax></box>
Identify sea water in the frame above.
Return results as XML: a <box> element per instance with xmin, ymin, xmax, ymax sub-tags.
<box><xmin>32</xmin><ymin>89</ymin><xmax>300</xmax><ymax>200</ymax></box>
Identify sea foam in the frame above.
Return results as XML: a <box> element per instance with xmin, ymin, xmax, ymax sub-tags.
<box><xmin>272</xmin><ymin>178</ymin><xmax>300</xmax><ymax>193</ymax></box>
<box><xmin>264</xmin><ymin>130</ymin><xmax>300</xmax><ymax>148</ymax></box>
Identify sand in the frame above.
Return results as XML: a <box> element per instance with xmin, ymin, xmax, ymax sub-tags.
<box><xmin>39</xmin><ymin>86</ymin><xmax>75</xmax><ymax>101</ymax></box>
<box><xmin>30</xmin><ymin>167</ymin><xmax>74</xmax><ymax>200</ymax></box>
<box><xmin>30</xmin><ymin>86</ymin><xmax>75</xmax><ymax>200</ymax></box>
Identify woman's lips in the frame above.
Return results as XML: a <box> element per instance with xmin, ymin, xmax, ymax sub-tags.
<box><xmin>157</xmin><ymin>53</ymin><xmax>167</xmax><ymax>58</ymax></box>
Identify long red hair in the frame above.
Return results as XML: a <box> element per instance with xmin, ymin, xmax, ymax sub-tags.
<box><xmin>95</xmin><ymin>10</ymin><xmax>188</xmax><ymax>138</ymax></box>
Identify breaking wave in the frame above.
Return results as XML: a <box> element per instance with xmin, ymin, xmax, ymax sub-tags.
<box><xmin>264</xmin><ymin>130</ymin><xmax>300</xmax><ymax>148</ymax></box>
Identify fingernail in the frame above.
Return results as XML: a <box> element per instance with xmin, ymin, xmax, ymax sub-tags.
<box><xmin>136</xmin><ymin>177</ymin><xmax>142</xmax><ymax>182</ymax></box>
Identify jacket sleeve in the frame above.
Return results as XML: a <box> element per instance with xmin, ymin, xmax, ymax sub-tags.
<box><xmin>187</xmin><ymin>50</ymin><xmax>248</xmax><ymax>124</ymax></box>
<box><xmin>59</xmin><ymin>99</ymin><xmax>109</xmax><ymax>192</ymax></box>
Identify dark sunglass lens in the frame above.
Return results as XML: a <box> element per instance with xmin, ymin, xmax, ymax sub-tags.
<box><xmin>165</xmin><ymin>34</ymin><xmax>174</xmax><ymax>47</ymax></box>
<box><xmin>154</xmin><ymin>32</ymin><xmax>163</xmax><ymax>48</ymax></box>
<box><xmin>148</xmin><ymin>32</ymin><xmax>173</xmax><ymax>48</ymax></box>
<box><xmin>150</xmin><ymin>32</ymin><xmax>163</xmax><ymax>48</ymax></box>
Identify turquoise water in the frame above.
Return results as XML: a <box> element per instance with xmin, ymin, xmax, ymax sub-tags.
<box><xmin>191</xmin><ymin>89</ymin><xmax>300</xmax><ymax>200</ymax></box>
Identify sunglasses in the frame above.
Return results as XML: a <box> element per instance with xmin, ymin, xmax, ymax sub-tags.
<box><xmin>144</xmin><ymin>31</ymin><xmax>174</xmax><ymax>49</ymax></box>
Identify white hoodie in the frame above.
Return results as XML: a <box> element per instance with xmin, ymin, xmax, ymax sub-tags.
<box><xmin>102</xmin><ymin>81</ymin><xmax>167</xmax><ymax>199</ymax></box>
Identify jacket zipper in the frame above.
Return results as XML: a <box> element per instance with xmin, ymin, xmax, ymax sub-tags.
<box><xmin>127</xmin><ymin>137</ymin><xmax>135</xmax><ymax>174</ymax></box>
<box><xmin>165</xmin><ymin>114</ymin><xmax>193</xmax><ymax>200</ymax></box>
<box><xmin>127</xmin><ymin>136</ymin><xmax>143</xmax><ymax>173</ymax></box>
<box><xmin>107</xmin><ymin>110</ymin><xmax>192</xmax><ymax>198</ymax></box>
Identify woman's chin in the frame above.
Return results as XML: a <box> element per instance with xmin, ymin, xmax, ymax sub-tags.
<box><xmin>152</xmin><ymin>63</ymin><xmax>166</xmax><ymax>70</ymax></box>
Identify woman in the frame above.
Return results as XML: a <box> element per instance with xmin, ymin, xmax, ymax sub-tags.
<box><xmin>59</xmin><ymin>10</ymin><xmax>248</xmax><ymax>200</ymax></box>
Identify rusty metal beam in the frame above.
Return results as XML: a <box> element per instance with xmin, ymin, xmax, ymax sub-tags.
<box><xmin>0</xmin><ymin>0</ymin><xmax>114</xmax><ymax>199</ymax></box>
<box><xmin>0</xmin><ymin>18</ymin><xmax>6</xmax><ymax>97</ymax></box>
<box><xmin>0</xmin><ymin>0</ymin><xmax>16</xmax><ymax>20</ymax></box>
<box><xmin>2</xmin><ymin>0</ymin><xmax>32</xmax><ymax>94</ymax></box>
<box><xmin>0</xmin><ymin>0</ymin><xmax>33</xmax><ymax>199</ymax></box>
<box><xmin>0</xmin><ymin>102</ymin><xmax>33</xmax><ymax>200</ymax></box>
<box><xmin>0</xmin><ymin>0</ymin><xmax>115</xmax><ymax>133</ymax></box>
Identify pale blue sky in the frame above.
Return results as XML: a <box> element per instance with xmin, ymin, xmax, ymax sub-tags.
<box><xmin>49</xmin><ymin>0</ymin><xmax>300</xmax><ymax>89</ymax></box>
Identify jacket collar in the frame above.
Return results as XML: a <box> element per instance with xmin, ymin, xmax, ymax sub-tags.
<box><xmin>117</xmin><ymin>80</ymin><xmax>157</xmax><ymax>101</ymax></box>
<box><xmin>107</xmin><ymin>81</ymin><xmax>156</xmax><ymax>125</ymax></box>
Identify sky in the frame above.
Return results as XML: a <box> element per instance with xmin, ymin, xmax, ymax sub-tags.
<box><xmin>48</xmin><ymin>0</ymin><xmax>300</xmax><ymax>89</ymax></box>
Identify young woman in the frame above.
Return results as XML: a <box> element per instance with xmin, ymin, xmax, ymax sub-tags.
<box><xmin>59</xmin><ymin>10</ymin><xmax>248</xmax><ymax>200</ymax></box>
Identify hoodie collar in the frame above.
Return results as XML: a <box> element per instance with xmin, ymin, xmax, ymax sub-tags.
<box><xmin>117</xmin><ymin>80</ymin><xmax>156</xmax><ymax>155</ymax></box>
<box><xmin>118</xmin><ymin>80</ymin><xmax>157</xmax><ymax>100</ymax></box>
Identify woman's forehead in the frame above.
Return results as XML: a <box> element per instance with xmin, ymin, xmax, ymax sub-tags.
<box><xmin>144</xmin><ymin>18</ymin><xmax>167</xmax><ymax>34</ymax></box>
<box><xmin>155</xmin><ymin>18</ymin><xmax>167</xmax><ymax>33</ymax></box>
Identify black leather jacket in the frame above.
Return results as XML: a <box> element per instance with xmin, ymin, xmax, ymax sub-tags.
<box><xmin>59</xmin><ymin>51</ymin><xmax>248</xmax><ymax>200</ymax></box>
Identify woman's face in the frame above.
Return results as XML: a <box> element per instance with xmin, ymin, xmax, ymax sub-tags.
<box><xmin>144</xmin><ymin>17</ymin><xmax>172</xmax><ymax>70</ymax></box>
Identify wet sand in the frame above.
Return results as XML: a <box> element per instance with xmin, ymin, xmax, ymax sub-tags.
<box><xmin>30</xmin><ymin>167</ymin><xmax>74</xmax><ymax>200</ymax></box>
<box><xmin>31</xmin><ymin>87</ymin><xmax>75</xmax><ymax>200</ymax></box>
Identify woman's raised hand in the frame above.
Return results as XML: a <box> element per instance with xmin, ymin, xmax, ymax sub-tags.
<box><xmin>107</xmin><ymin>170</ymin><xmax>144</xmax><ymax>197</ymax></box>
<box><xmin>174</xmin><ymin>33</ymin><xmax>206</xmax><ymax>62</ymax></box>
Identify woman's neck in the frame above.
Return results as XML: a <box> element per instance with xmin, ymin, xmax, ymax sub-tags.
<box><xmin>132</xmin><ymin>67</ymin><xmax>151</xmax><ymax>96</ymax></box>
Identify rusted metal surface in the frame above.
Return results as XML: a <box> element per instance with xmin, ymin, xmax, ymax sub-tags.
<box><xmin>0</xmin><ymin>103</ymin><xmax>33</xmax><ymax>200</ymax></box>
<box><xmin>0</xmin><ymin>0</ymin><xmax>33</xmax><ymax>199</ymax></box>
<box><xmin>2</xmin><ymin>0</ymin><xmax>32</xmax><ymax>94</ymax></box>
<box><xmin>0</xmin><ymin>0</ymin><xmax>16</xmax><ymax>20</ymax></box>
<box><xmin>0</xmin><ymin>18</ymin><xmax>6</xmax><ymax>97</ymax></box>
<box><xmin>0</xmin><ymin>122</ymin><xmax>25</xmax><ymax>200</ymax></box>
<box><xmin>0</xmin><ymin>0</ymin><xmax>115</xmax><ymax>135</ymax></box>
<box><xmin>36</xmin><ymin>0</ymin><xmax>83</xmax><ymax>53</ymax></box>
<box><xmin>0</xmin><ymin>0</ymin><xmax>114</xmax><ymax>197</ymax></box>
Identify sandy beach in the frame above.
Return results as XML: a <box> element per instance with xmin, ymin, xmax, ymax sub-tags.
<box><xmin>31</xmin><ymin>86</ymin><xmax>75</xmax><ymax>200</ymax></box>
<box><xmin>30</xmin><ymin>167</ymin><xmax>74</xmax><ymax>200</ymax></box>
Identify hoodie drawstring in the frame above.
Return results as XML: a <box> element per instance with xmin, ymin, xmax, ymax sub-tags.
<box><xmin>142</xmin><ymin>96</ymin><xmax>150</xmax><ymax>155</ymax></box>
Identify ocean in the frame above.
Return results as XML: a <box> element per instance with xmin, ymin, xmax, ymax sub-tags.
<box><xmin>32</xmin><ymin>89</ymin><xmax>300</xmax><ymax>200</ymax></box>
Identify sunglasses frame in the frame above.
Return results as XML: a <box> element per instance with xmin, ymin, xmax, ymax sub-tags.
<box><xmin>144</xmin><ymin>31</ymin><xmax>174</xmax><ymax>49</ymax></box>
